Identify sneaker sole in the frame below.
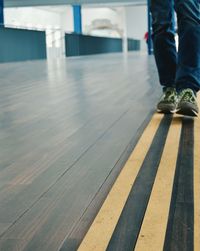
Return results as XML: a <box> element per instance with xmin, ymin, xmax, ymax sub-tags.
<box><xmin>176</xmin><ymin>107</ymin><xmax>198</xmax><ymax>117</ymax></box>
<box><xmin>157</xmin><ymin>107</ymin><xmax>176</xmax><ymax>114</ymax></box>
<box><xmin>157</xmin><ymin>102</ymin><xmax>177</xmax><ymax>114</ymax></box>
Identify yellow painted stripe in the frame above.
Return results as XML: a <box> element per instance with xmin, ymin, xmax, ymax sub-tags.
<box><xmin>135</xmin><ymin>115</ymin><xmax>182</xmax><ymax>251</ymax></box>
<box><xmin>194</xmin><ymin>95</ymin><xmax>200</xmax><ymax>251</ymax></box>
<box><xmin>78</xmin><ymin>114</ymin><xmax>163</xmax><ymax>251</ymax></box>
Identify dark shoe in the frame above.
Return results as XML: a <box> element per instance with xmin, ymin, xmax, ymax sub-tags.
<box><xmin>176</xmin><ymin>88</ymin><xmax>199</xmax><ymax>117</ymax></box>
<box><xmin>157</xmin><ymin>87</ymin><xmax>178</xmax><ymax>114</ymax></box>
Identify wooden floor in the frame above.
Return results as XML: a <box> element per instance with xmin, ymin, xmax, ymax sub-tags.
<box><xmin>0</xmin><ymin>52</ymin><xmax>164</xmax><ymax>251</ymax></box>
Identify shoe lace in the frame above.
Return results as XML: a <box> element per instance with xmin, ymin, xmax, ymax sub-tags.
<box><xmin>180</xmin><ymin>89</ymin><xmax>195</xmax><ymax>103</ymax></box>
<box><xmin>164</xmin><ymin>88</ymin><xmax>176</xmax><ymax>102</ymax></box>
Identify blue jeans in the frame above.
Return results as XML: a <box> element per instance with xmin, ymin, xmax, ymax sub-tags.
<box><xmin>150</xmin><ymin>0</ymin><xmax>200</xmax><ymax>92</ymax></box>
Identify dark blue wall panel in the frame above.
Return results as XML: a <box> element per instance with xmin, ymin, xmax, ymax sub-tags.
<box><xmin>0</xmin><ymin>27</ymin><xmax>46</xmax><ymax>63</ymax></box>
<box><xmin>65</xmin><ymin>33</ymin><xmax>140</xmax><ymax>57</ymax></box>
<box><xmin>128</xmin><ymin>39</ymin><xmax>140</xmax><ymax>51</ymax></box>
<box><xmin>0</xmin><ymin>0</ymin><xmax>4</xmax><ymax>25</ymax></box>
<box><xmin>65</xmin><ymin>33</ymin><xmax>122</xmax><ymax>56</ymax></box>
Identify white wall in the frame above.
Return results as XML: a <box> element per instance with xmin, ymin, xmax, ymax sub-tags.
<box><xmin>4</xmin><ymin>7</ymin><xmax>61</xmax><ymax>29</ymax></box>
<box><xmin>4</xmin><ymin>5</ymin><xmax>147</xmax><ymax>39</ymax></box>
<box><xmin>60</xmin><ymin>6</ymin><xmax>73</xmax><ymax>32</ymax></box>
<box><xmin>125</xmin><ymin>5</ymin><xmax>147</xmax><ymax>39</ymax></box>
<box><xmin>125</xmin><ymin>5</ymin><xmax>147</xmax><ymax>50</ymax></box>
<box><xmin>82</xmin><ymin>8</ymin><xmax>123</xmax><ymax>29</ymax></box>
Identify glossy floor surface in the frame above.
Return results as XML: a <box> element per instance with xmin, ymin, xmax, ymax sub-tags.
<box><xmin>0</xmin><ymin>53</ymin><xmax>161</xmax><ymax>251</ymax></box>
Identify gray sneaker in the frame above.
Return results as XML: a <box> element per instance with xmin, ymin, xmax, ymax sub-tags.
<box><xmin>176</xmin><ymin>88</ymin><xmax>199</xmax><ymax>117</ymax></box>
<box><xmin>157</xmin><ymin>87</ymin><xmax>178</xmax><ymax>114</ymax></box>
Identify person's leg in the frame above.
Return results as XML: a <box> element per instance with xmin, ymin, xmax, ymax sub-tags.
<box><xmin>150</xmin><ymin>0</ymin><xmax>178</xmax><ymax>113</ymax></box>
<box><xmin>175</xmin><ymin>0</ymin><xmax>200</xmax><ymax>92</ymax></box>
<box><xmin>150</xmin><ymin>0</ymin><xmax>177</xmax><ymax>88</ymax></box>
<box><xmin>175</xmin><ymin>0</ymin><xmax>200</xmax><ymax>116</ymax></box>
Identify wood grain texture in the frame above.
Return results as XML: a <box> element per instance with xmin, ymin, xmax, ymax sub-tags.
<box><xmin>0</xmin><ymin>53</ymin><xmax>161</xmax><ymax>251</ymax></box>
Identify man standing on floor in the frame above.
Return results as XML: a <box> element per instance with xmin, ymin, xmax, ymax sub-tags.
<box><xmin>150</xmin><ymin>0</ymin><xmax>200</xmax><ymax>116</ymax></box>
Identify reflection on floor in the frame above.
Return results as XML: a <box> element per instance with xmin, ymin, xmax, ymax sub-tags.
<box><xmin>0</xmin><ymin>53</ymin><xmax>163</xmax><ymax>251</ymax></box>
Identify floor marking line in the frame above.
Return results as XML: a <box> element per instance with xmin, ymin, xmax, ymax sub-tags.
<box><xmin>134</xmin><ymin>116</ymin><xmax>182</xmax><ymax>251</ymax></box>
<box><xmin>163</xmin><ymin>117</ymin><xmax>194</xmax><ymax>251</ymax></box>
<box><xmin>78</xmin><ymin>114</ymin><xmax>163</xmax><ymax>251</ymax></box>
<box><xmin>194</xmin><ymin>96</ymin><xmax>200</xmax><ymax>251</ymax></box>
<box><xmin>107</xmin><ymin>115</ymin><xmax>172</xmax><ymax>251</ymax></box>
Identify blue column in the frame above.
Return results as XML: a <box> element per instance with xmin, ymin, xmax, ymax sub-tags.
<box><xmin>147</xmin><ymin>0</ymin><xmax>153</xmax><ymax>55</ymax></box>
<box><xmin>0</xmin><ymin>0</ymin><xmax>4</xmax><ymax>26</ymax></box>
<box><xmin>73</xmin><ymin>5</ymin><xmax>82</xmax><ymax>34</ymax></box>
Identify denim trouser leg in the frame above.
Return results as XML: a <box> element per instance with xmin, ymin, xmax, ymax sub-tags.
<box><xmin>150</xmin><ymin>0</ymin><xmax>177</xmax><ymax>88</ymax></box>
<box><xmin>175</xmin><ymin>0</ymin><xmax>200</xmax><ymax>92</ymax></box>
<box><xmin>150</xmin><ymin>0</ymin><xmax>200</xmax><ymax>92</ymax></box>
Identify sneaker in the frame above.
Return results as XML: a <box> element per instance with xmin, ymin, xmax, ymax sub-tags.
<box><xmin>157</xmin><ymin>87</ymin><xmax>178</xmax><ymax>114</ymax></box>
<box><xmin>176</xmin><ymin>88</ymin><xmax>199</xmax><ymax>117</ymax></box>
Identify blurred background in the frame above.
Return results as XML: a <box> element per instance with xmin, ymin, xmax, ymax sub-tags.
<box><xmin>0</xmin><ymin>0</ymin><xmax>151</xmax><ymax>62</ymax></box>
